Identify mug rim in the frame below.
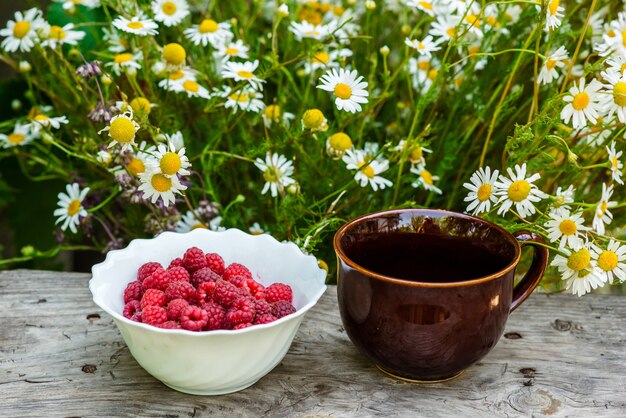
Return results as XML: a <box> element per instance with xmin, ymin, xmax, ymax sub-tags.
<box><xmin>333</xmin><ymin>208</ymin><xmax>522</xmax><ymax>288</ymax></box>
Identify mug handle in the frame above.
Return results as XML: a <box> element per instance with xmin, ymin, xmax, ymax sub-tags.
<box><xmin>510</xmin><ymin>231</ymin><xmax>549</xmax><ymax>312</ymax></box>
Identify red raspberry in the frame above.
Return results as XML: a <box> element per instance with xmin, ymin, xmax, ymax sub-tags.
<box><xmin>203</xmin><ymin>302</ymin><xmax>226</xmax><ymax>330</ymax></box>
<box><xmin>223</xmin><ymin>263</ymin><xmax>252</xmax><ymax>281</ymax></box>
<box><xmin>233</xmin><ymin>323</ymin><xmax>253</xmax><ymax>330</ymax></box>
<box><xmin>254</xmin><ymin>313</ymin><xmax>277</xmax><ymax>325</ymax></box>
<box><xmin>271</xmin><ymin>300</ymin><xmax>296</xmax><ymax>318</ymax></box>
<box><xmin>213</xmin><ymin>279</ymin><xmax>240</xmax><ymax>308</ymax></box>
<box><xmin>143</xmin><ymin>268</ymin><xmax>172</xmax><ymax>291</ymax></box>
<box><xmin>141</xmin><ymin>288</ymin><xmax>167</xmax><ymax>309</ymax></box>
<box><xmin>226</xmin><ymin>297</ymin><xmax>256</xmax><ymax>327</ymax></box>
<box><xmin>197</xmin><ymin>281</ymin><xmax>217</xmax><ymax>304</ymax></box>
<box><xmin>254</xmin><ymin>291</ymin><xmax>266</xmax><ymax>300</ymax></box>
<box><xmin>166</xmin><ymin>298</ymin><xmax>189</xmax><ymax>321</ymax></box>
<box><xmin>254</xmin><ymin>299</ymin><xmax>272</xmax><ymax>316</ymax></box>
<box><xmin>180</xmin><ymin>306</ymin><xmax>208</xmax><ymax>331</ymax></box>
<box><xmin>131</xmin><ymin>311</ymin><xmax>142</xmax><ymax>322</ymax></box>
<box><xmin>183</xmin><ymin>247</ymin><xmax>206</xmax><ymax>273</ymax></box>
<box><xmin>167</xmin><ymin>266</ymin><xmax>190</xmax><ymax>282</ymax></box>
<box><xmin>123</xmin><ymin>300</ymin><xmax>141</xmax><ymax>319</ymax></box>
<box><xmin>229</xmin><ymin>275</ymin><xmax>250</xmax><ymax>290</ymax></box>
<box><xmin>165</xmin><ymin>280</ymin><xmax>197</xmax><ymax>303</ymax></box>
<box><xmin>137</xmin><ymin>262</ymin><xmax>162</xmax><ymax>281</ymax></box>
<box><xmin>142</xmin><ymin>305</ymin><xmax>167</xmax><ymax>325</ymax></box>
<box><xmin>124</xmin><ymin>280</ymin><xmax>144</xmax><ymax>303</ymax></box>
<box><xmin>265</xmin><ymin>283</ymin><xmax>293</xmax><ymax>303</ymax></box>
<box><xmin>157</xmin><ymin>321</ymin><xmax>181</xmax><ymax>329</ymax></box>
<box><xmin>205</xmin><ymin>253</ymin><xmax>225</xmax><ymax>275</ymax></box>
<box><xmin>190</xmin><ymin>267</ymin><xmax>221</xmax><ymax>288</ymax></box>
<box><xmin>168</xmin><ymin>257</ymin><xmax>184</xmax><ymax>269</ymax></box>
<box><xmin>247</xmin><ymin>279</ymin><xmax>265</xmax><ymax>296</ymax></box>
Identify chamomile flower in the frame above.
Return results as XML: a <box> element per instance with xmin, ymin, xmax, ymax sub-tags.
<box><xmin>545</xmin><ymin>0</ymin><xmax>564</xmax><ymax>32</ymax></box>
<box><xmin>221</xmin><ymin>60</ymin><xmax>266</xmax><ymax>91</ymax></box>
<box><xmin>178</xmin><ymin>79</ymin><xmax>211</xmax><ymax>99</ymax></box>
<box><xmin>544</xmin><ymin>209</ymin><xmax>587</xmax><ymax>249</ymax></box>
<box><xmin>553</xmin><ymin>185</ymin><xmax>575</xmax><ymax>209</ymax></box>
<box><xmin>593</xmin><ymin>183</ymin><xmax>618</xmax><ymax>235</ymax></box>
<box><xmin>161</xmin><ymin>42</ymin><xmax>187</xmax><ymax>70</ymax></box>
<box><xmin>148</xmin><ymin>142</ymin><xmax>191</xmax><ymax>178</ymax></box>
<box><xmin>249</xmin><ymin>222</ymin><xmax>266</xmax><ymax>235</ymax></box>
<box><xmin>551</xmin><ymin>242</ymin><xmax>606</xmax><ymax>297</ymax></box>
<box><xmin>404</xmin><ymin>36</ymin><xmax>441</xmax><ymax>58</ymax></box>
<box><xmin>0</xmin><ymin>8</ymin><xmax>45</xmax><ymax>53</ymax></box>
<box><xmin>404</xmin><ymin>0</ymin><xmax>437</xmax><ymax>17</ymax></box>
<box><xmin>98</xmin><ymin>110</ymin><xmax>140</xmax><ymax>150</ymax></box>
<box><xmin>595</xmin><ymin>12</ymin><xmax>626</xmax><ymax>58</ymax></box>
<box><xmin>290</xmin><ymin>21</ymin><xmax>330</xmax><ymax>41</ymax></box>
<box><xmin>429</xmin><ymin>15</ymin><xmax>461</xmax><ymax>43</ymax></box>
<box><xmin>537</xmin><ymin>46</ymin><xmax>568</xmax><ymax>85</ymax></box>
<box><xmin>124</xmin><ymin>141</ymin><xmax>156</xmax><ymax>177</ymax></box>
<box><xmin>304</xmin><ymin>48</ymin><xmax>352</xmax><ymax>74</ymax></box>
<box><xmin>102</xmin><ymin>27</ymin><xmax>129</xmax><ymax>53</ymax></box>
<box><xmin>326</xmin><ymin>132</ymin><xmax>353</xmax><ymax>159</ymax></box>
<box><xmin>262</xmin><ymin>104</ymin><xmax>295</xmax><ymax>128</ymax></box>
<box><xmin>28</xmin><ymin>114</ymin><xmax>69</xmax><ymax>132</ymax></box>
<box><xmin>301</xmin><ymin>108</ymin><xmax>328</xmax><ymax>132</ymax></box>
<box><xmin>96</xmin><ymin>150</ymin><xmax>112</xmax><ymax>165</ymax></box>
<box><xmin>494</xmin><ymin>163</ymin><xmax>546</xmax><ymax>218</ymax></box>
<box><xmin>463</xmin><ymin>166</ymin><xmax>499</xmax><ymax>215</ymax></box>
<box><xmin>316</xmin><ymin>68</ymin><xmax>369</xmax><ymax>113</ymax></box>
<box><xmin>222</xmin><ymin>87</ymin><xmax>265</xmax><ymax>113</ymax></box>
<box><xmin>106</xmin><ymin>51</ymin><xmax>143</xmax><ymax>76</ymax></box>
<box><xmin>394</xmin><ymin>140</ymin><xmax>432</xmax><ymax>166</ymax></box>
<box><xmin>607</xmin><ymin>141</ymin><xmax>623</xmax><ymax>185</ymax></box>
<box><xmin>410</xmin><ymin>165</ymin><xmax>442</xmax><ymax>194</ymax></box>
<box><xmin>138</xmin><ymin>168</ymin><xmax>187</xmax><ymax>207</ymax></box>
<box><xmin>40</xmin><ymin>23</ymin><xmax>85</xmax><ymax>48</ymax></box>
<box><xmin>184</xmin><ymin>18</ymin><xmax>232</xmax><ymax>48</ymax></box>
<box><xmin>561</xmin><ymin>78</ymin><xmax>603</xmax><ymax>129</ymax></box>
<box><xmin>54</xmin><ymin>183</ymin><xmax>90</xmax><ymax>234</ymax></box>
<box><xmin>0</xmin><ymin>123</ymin><xmax>36</xmax><ymax>148</ymax></box>
<box><xmin>54</xmin><ymin>0</ymin><xmax>100</xmax><ymax>10</ymax></box>
<box><xmin>600</xmin><ymin>69</ymin><xmax>626</xmax><ymax>124</ymax></box>
<box><xmin>157</xmin><ymin>68</ymin><xmax>198</xmax><ymax>92</ymax></box>
<box><xmin>343</xmin><ymin>149</ymin><xmax>393</xmax><ymax>191</ymax></box>
<box><xmin>591</xmin><ymin>240</ymin><xmax>626</xmax><ymax>283</ymax></box>
<box><xmin>254</xmin><ymin>152</ymin><xmax>296</xmax><ymax>197</ymax></box>
<box><xmin>214</xmin><ymin>39</ymin><xmax>249</xmax><ymax>64</ymax></box>
<box><xmin>152</xmin><ymin>0</ymin><xmax>189</xmax><ymax>27</ymax></box>
<box><xmin>176</xmin><ymin>210</ymin><xmax>208</xmax><ymax>232</ymax></box>
<box><xmin>112</xmin><ymin>14</ymin><xmax>159</xmax><ymax>36</ymax></box>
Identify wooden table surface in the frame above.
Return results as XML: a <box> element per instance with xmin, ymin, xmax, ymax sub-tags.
<box><xmin>1</xmin><ymin>269</ymin><xmax>625</xmax><ymax>417</ymax></box>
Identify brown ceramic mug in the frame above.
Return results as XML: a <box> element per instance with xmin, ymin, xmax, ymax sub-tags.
<box><xmin>333</xmin><ymin>209</ymin><xmax>548</xmax><ymax>382</ymax></box>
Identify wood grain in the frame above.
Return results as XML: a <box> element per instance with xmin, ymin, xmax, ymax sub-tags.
<box><xmin>1</xmin><ymin>269</ymin><xmax>625</xmax><ymax>417</ymax></box>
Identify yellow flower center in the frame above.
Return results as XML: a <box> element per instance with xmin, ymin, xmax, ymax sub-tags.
<box><xmin>302</xmin><ymin>109</ymin><xmax>325</xmax><ymax>129</ymax></box>
<box><xmin>332</xmin><ymin>6</ymin><xmax>345</xmax><ymax>16</ymax></box>
<box><xmin>597</xmin><ymin>200</ymin><xmax>607</xmax><ymax>218</ymax></box>
<box><xmin>163</xmin><ymin>43</ymin><xmax>186</xmax><ymax>66</ymax></box>
<box><xmin>507</xmin><ymin>180</ymin><xmax>531</xmax><ymax>202</ymax></box>
<box><xmin>428</xmin><ymin>69</ymin><xmax>438</xmax><ymax>81</ymax></box>
<box><xmin>558</xmin><ymin>219</ymin><xmax>577</xmax><ymax>236</ymax></box>
<box><xmin>468</xmin><ymin>45</ymin><xmax>480</xmax><ymax>55</ymax></box>
<box><xmin>334</xmin><ymin>83</ymin><xmax>352</xmax><ymax>100</ymax></box>
<box><xmin>67</xmin><ymin>200</ymin><xmax>82</xmax><ymax>216</ymax></box>
<box><xmin>229</xmin><ymin>92</ymin><xmax>249</xmax><ymax>103</ymax></box>
<box><xmin>613</xmin><ymin>82</ymin><xmax>626</xmax><ymax>107</ymax></box>
<box><xmin>548</xmin><ymin>0</ymin><xmax>559</xmax><ymax>16</ymax></box>
<box><xmin>465</xmin><ymin>15</ymin><xmax>479</xmax><ymax>26</ymax></box>
<box><xmin>477</xmin><ymin>183</ymin><xmax>492</xmax><ymax>202</ymax></box>
<box><xmin>225</xmin><ymin>47</ymin><xmax>239</xmax><ymax>55</ymax></box>
<box><xmin>312</xmin><ymin>51</ymin><xmax>330</xmax><ymax>64</ymax></box>
<box><xmin>567</xmin><ymin>248</ymin><xmax>590</xmax><ymax>271</ymax></box>
<box><xmin>418</xmin><ymin>42</ymin><xmax>425</xmax><ymax>50</ymax></box>
<box><xmin>545</xmin><ymin>59</ymin><xmax>557</xmax><ymax>70</ymax></box>
<box><xmin>329</xmin><ymin>133</ymin><xmax>352</xmax><ymax>151</ymax></box>
<box><xmin>237</xmin><ymin>70</ymin><xmax>254</xmax><ymax>79</ymax></box>
<box><xmin>421</xmin><ymin>170</ymin><xmax>434</xmax><ymax>185</ymax></box>
<box><xmin>299</xmin><ymin>9</ymin><xmax>323</xmax><ymax>25</ymax></box>
<box><xmin>612</xmin><ymin>155</ymin><xmax>619</xmax><ymax>169</ymax></box>
<box><xmin>168</xmin><ymin>70</ymin><xmax>185</xmax><ymax>80</ymax></box>
<box><xmin>114</xmin><ymin>53</ymin><xmax>133</xmax><ymax>64</ymax></box>
<box><xmin>7</xmin><ymin>133</ymin><xmax>26</xmax><ymax>144</ymax></box>
<box><xmin>419</xmin><ymin>1</ymin><xmax>432</xmax><ymax>10</ymax></box>
<box><xmin>622</xmin><ymin>30</ymin><xmax>626</xmax><ymax>48</ymax></box>
<box><xmin>418</xmin><ymin>60</ymin><xmax>430</xmax><ymax>71</ymax></box>
<box><xmin>151</xmin><ymin>173</ymin><xmax>172</xmax><ymax>192</ymax></box>
<box><xmin>264</xmin><ymin>104</ymin><xmax>281</xmax><ymax>121</ymax></box>
<box><xmin>486</xmin><ymin>16</ymin><xmax>498</xmax><ymax>27</ymax></box>
<box><xmin>49</xmin><ymin>25</ymin><xmax>66</xmax><ymax>40</ymax></box>
<box><xmin>160</xmin><ymin>152</ymin><xmax>182</xmax><ymax>175</ymax></box>
<box><xmin>34</xmin><ymin>114</ymin><xmax>49</xmax><ymax>122</ymax></box>
<box><xmin>127</xmin><ymin>21</ymin><xmax>144</xmax><ymax>30</ymax></box>
<box><xmin>597</xmin><ymin>250</ymin><xmax>618</xmax><ymax>272</ymax></box>
<box><xmin>408</xmin><ymin>146</ymin><xmax>423</xmax><ymax>162</ymax></box>
<box><xmin>446</xmin><ymin>27</ymin><xmax>456</xmax><ymax>38</ymax></box>
<box><xmin>130</xmin><ymin>97</ymin><xmax>151</xmax><ymax>116</ymax></box>
<box><xmin>263</xmin><ymin>167</ymin><xmax>281</xmax><ymax>183</ymax></box>
<box><xmin>607</xmin><ymin>29</ymin><xmax>615</xmax><ymax>37</ymax></box>
<box><xmin>357</xmin><ymin>162</ymin><xmax>375</xmax><ymax>179</ymax></box>
<box><xmin>126</xmin><ymin>158</ymin><xmax>145</xmax><ymax>175</ymax></box>
<box><xmin>191</xmin><ymin>223</ymin><xmax>207</xmax><ymax>230</ymax></box>
<box><xmin>13</xmin><ymin>21</ymin><xmax>30</xmax><ymax>39</ymax></box>
<box><xmin>109</xmin><ymin>117</ymin><xmax>136</xmax><ymax>143</ymax></box>
<box><xmin>162</xmin><ymin>1</ymin><xmax>177</xmax><ymax>15</ymax></box>
<box><xmin>199</xmin><ymin>19</ymin><xmax>218</xmax><ymax>33</ymax></box>
<box><xmin>572</xmin><ymin>92</ymin><xmax>590</xmax><ymax>111</ymax></box>
<box><xmin>183</xmin><ymin>80</ymin><xmax>199</xmax><ymax>93</ymax></box>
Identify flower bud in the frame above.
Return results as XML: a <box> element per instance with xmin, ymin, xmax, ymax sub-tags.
<box><xmin>365</xmin><ymin>1</ymin><xmax>376</xmax><ymax>10</ymax></box>
<box><xmin>277</xmin><ymin>4</ymin><xmax>289</xmax><ymax>18</ymax></box>
<box><xmin>18</xmin><ymin>61</ymin><xmax>31</xmax><ymax>73</ymax></box>
<box><xmin>380</xmin><ymin>45</ymin><xmax>390</xmax><ymax>57</ymax></box>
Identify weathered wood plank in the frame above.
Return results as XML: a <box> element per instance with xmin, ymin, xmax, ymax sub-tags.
<box><xmin>1</xmin><ymin>269</ymin><xmax>625</xmax><ymax>417</ymax></box>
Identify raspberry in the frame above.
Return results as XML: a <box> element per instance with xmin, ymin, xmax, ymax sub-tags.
<box><xmin>203</xmin><ymin>302</ymin><xmax>226</xmax><ymax>330</ymax></box>
<box><xmin>226</xmin><ymin>297</ymin><xmax>256</xmax><ymax>327</ymax></box>
<box><xmin>233</xmin><ymin>323</ymin><xmax>253</xmax><ymax>330</ymax></box>
<box><xmin>229</xmin><ymin>274</ymin><xmax>250</xmax><ymax>290</ymax></box>
<box><xmin>180</xmin><ymin>306</ymin><xmax>208</xmax><ymax>331</ymax></box>
<box><xmin>271</xmin><ymin>300</ymin><xmax>296</xmax><ymax>318</ymax></box>
<box><xmin>183</xmin><ymin>247</ymin><xmax>206</xmax><ymax>273</ymax></box>
<box><xmin>131</xmin><ymin>311</ymin><xmax>142</xmax><ymax>322</ymax></box>
<box><xmin>254</xmin><ymin>313</ymin><xmax>277</xmax><ymax>325</ymax></box>
<box><xmin>205</xmin><ymin>253</ymin><xmax>225</xmax><ymax>275</ymax></box>
<box><xmin>254</xmin><ymin>299</ymin><xmax>272</xmax><ymax>316</ymax></box>
<box><xmin>247</xmin><ymin>279</ymin><xmax>265</xmax><ymax>296</ymax></box>
<box><xmin>165</xmin><ymin>280</ymin><xmax>197</xmax><ymax>303</ymax></box>
<box><xmin>123</xmin><ymin>300</ymin><xmax>141</xmax><ymax>319</ymax></box>
<box><xmin>167</xmin><ymin>266</ymin><xmax>190</xmax><ymax>282</ymax></box>
<box><xmin>254</xmin><ymin>291</ymin><xmax>266</xmax><ymax>300</ymax></box>
<box><xmin>213</xmin><ymin>279</ymin><xmax>240</xmax><ymax>308</ymax></box>
<box><xmin>223</xmin><ymin>263</ymin><xmax>252</xmax><ymax>282</ymax></box>
<box><xmin>141</xmin><ymin>288</ymin><xmax>167</xmax><ymax>309</ymax></box>
<box><xmin>142</xmin><ymin>268</ymin><xmax>172</xmax><ymax>290</ymax></box>
<box><xmin>137</xmin><ymin>262</ymin><xmax>162</xmax><ymax>281</ymax></box>
<box><xmin>157</xmin><ymin>321</ymin><xmax>181</xmax><ymax>329</ymax></box>
<box><xmin>166</xmin><ymin>298</ymin><xmax>189</xmax><ymax>321</ymax></box>
<box><xmin>197</xmin><ymin>281</ymin><xmax>217</xmax><ymax>304</ymax></box>
<box><xmin>123</xmin><ymin>280</ymin><xmax>144</xmax><ymax>303</ymax></box>
<box><xmin>142</xmin><ymin>305</ymin><xmax>167</xmax><ymax>325</ymax></box>
<box><xmin>265</xmin><ymin>283</ymin><xmax>293</xmax><ymax>303</ymax></box>
<box><xmin>190</xmin><ymin>267</ymin><xmax>221</xmax><ymax>288</ymax></box>
<box><xmin>168</xmin><ymin>257</ymin><xmax>184</xmax><ymax>269</ymax></box>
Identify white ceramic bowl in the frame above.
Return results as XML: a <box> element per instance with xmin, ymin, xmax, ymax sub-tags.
<box><xmin>90</xmin><ymin>228</ymin><xmax>327</xmax><ymax>395</ymax></box>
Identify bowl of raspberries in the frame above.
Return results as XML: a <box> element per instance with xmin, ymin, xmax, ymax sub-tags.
<box><xmin>89</xmin><ymin>228</ymin><xmax>327</xmax><ymax>395</ymax></box>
